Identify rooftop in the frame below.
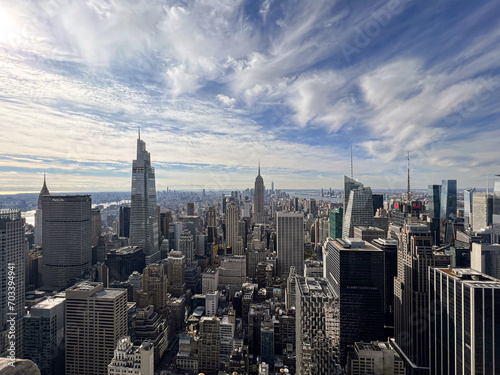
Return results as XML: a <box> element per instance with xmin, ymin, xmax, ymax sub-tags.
<box><xmin>332</xmin><ymin>239</ymin><xmax>381</xmax><ymax>252</ymax></box>
<box><xmin>438</xmin><ymin>268</ymin><xmax>500</xmax><ymax>287</ymax></box>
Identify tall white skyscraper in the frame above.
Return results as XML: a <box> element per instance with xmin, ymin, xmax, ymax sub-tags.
<box><xmin>342</xmin><ymin>183</ymin><xmax>374</xmax><ymax>239</ymax></box>
<box><xmin>179</xmin><ymin>229</ymin><xmax>194</xmax><ymax>265</ymax></box>
<box><xmin>130</xmin><ymin>132</ymin><xmax>160</xmax><ymax>264</ymax></box>
<box><xmin>254</xmin><ymin>163</ymin><xmax>265</xmax><ymax>223</ymax></box>
<box><xmin>0</xmin><ymin>209</ymin><xmax>26</xmax><ymax>357</ymax></box>
<box><xmin>276</xmin><ymin>212</ymin><xmax>304</xmax><ymax>277</ymax></box>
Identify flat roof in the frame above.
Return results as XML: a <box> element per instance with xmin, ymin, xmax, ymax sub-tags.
<box><xmin>332</xmin><ymin>239</ymin><xmax>382</xmax><ymax>252</ymax></box>
<box><xmin>31</xmin><ymin>297</ymin><xmax>65</xmax><ymax>310</ymax></box>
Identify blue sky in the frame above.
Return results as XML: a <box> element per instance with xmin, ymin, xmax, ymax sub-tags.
<box><xmin>1</xmin><ymin>0</ymin><xmax>499</xmax><ymax>193</ymax></box>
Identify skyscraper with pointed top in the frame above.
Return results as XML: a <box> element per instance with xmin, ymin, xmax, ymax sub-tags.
<box><xmin>35</xmin><ymin>173</ymin><xmax>50</xmax><ymax>246</ymax></box>
<box><xmin>130</xmin><ymin>130</ymin><xmax>160</xmax><ymax>264</ymax></box>
<box><xmin>254</xmin><ymin>162</ymin><xmax>265</xmax><ymax>224</ymax></box>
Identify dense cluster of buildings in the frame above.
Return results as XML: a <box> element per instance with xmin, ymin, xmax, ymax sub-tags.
<box><xmin>1</xmin><ymin>134</ymin><xmax>499</xmax><ymax>375</ymax></box>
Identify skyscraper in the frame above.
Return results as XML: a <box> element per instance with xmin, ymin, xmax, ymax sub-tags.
<box><xmin>343</xmin><ymin>176</ymin><xmax>363</xmax><ymax>215</ymax></box>
<box><xmin>0</xmin><ymin>209</ymin><xmax>26</xmax><ymax>357</ymax></box>
<box><xmin>65</xmin><ymin>282</ymin><xmax>127</xmax><ymax>375</ymax></box>
<box><xmin>119</xmin><ymin>206</ymin><xmax>131</xmax><ymax>238</ymax></box>
<box><xmin>198</xmin><ymin>316</ymin><xmax>221</xmax><ymax>374</ymax></box>
<box><xmin>429</xmin><ymin>267</ymin><xmax>500</xmax><ymax>375</ymax></box>
<box><xmin>276</xmin><ymin>212</ymin><xmax>304</xmax><ymax>277</ymax></box>
<box><xmin>427</xmin><ymin>184</ymin><xmax>441</xmax><ymax>220</ymax></box>
<box><xmin>392</xmin><ymin>224</ymin><xmax>450</xmax><ymax>374</ymax></box>
<box><xmin>472</xmin><ymin>192</ymin><xmax>494</xmax><ymax>231</ymax></box>
<box><xmin>329</xmin><ymin>208</ymin><xmax>343</xmax><ymax>239</ymax></box>
<box><xmin>41</xmin><ymin>195</ymin><xmax>92</xmax><ymax>289</ymax></box>
<box><xmin>130</xmin><ymin>133</ymin><xmax>160</xmax><ymax>264</ymax></box>
<box><xmin>108</xmin><ymin>337</ymin><xmax>154</xmax><ymax>375</ymax></box>
<box><xmin>34</xmin><ymin>173</ymin><xmax>50</xmax><ymax>246</ymax></box>
<box><xmin>440</xmin><ymin>180</ymin><xmax>457</xmax><ymax>220</ymax></box>
<box><xmin>178</xmin><ymin>229</ymin><xmax>194</xmax><ymax>265</ymax></box>
<box><xmin>324</xmin><ymin>238</ymin><xmax>384</xmax><ymax>365</ymax></box>
<box><xmin>463</xmin><ymin>187</ymin><xmax>475</xmax><ymax>229</ymax></box>
<box><xmin>254</xmin><ymin>163</ymin><xmax>265</xmax><ymax>223</ymax></box>
<box><xmin>167</xmin><ymin>250</ymin><xmax>186</xmax><ymax>298</ymax></box>
<box><xmin>295</xmin><ymin>276</ymin><xmax>339</xmax><ymax>374</ymax></box>
<box><xmin>342</xmin><ymin>183</ymin><xmax>374</xmax><ymax>239</ymax></box>
<box><xmin>226</xmin><ymin>202</ymin><xmax>239</xmax><ymax>252</ymax></box>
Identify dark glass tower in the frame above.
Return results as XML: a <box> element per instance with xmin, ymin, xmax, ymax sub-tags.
<box><xmin>428</xmin><ymin>184</ymin><xmax>441</xmax><ymax>219</ymax></box>
<box><xmin>440</xmin><ymin>180</ymin><xmax>457</xmax><ymax>220</ymax></box>
<box><xmin>129</xmin><ymin>132</ymin><xmax>160</xmax><ymax>264</ymax></box>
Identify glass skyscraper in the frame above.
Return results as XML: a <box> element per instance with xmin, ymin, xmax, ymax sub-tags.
<box><xmin>130</xmin><ymin>134</ymin><xmax>160</xmax><ymax>264</ymax></box>
<box><xmin>440</xmin><ymin>179</ymin><xmax>457</xmax><ymax>220</ymax></box>
<box><xmin>428</xmin><ymin>184</ymin><xmax>442</xmax><ymax>219</ymax></box>
<box><xmin>464</xmin><ymin>187</ymin><xmax>475</xmax><ymax>228</ymax></box>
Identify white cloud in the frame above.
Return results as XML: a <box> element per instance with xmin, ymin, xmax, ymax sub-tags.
<box><xmin>216</xmin><ymin>94</ymin><xmax>236</xmax><ymax>108</ymax></box>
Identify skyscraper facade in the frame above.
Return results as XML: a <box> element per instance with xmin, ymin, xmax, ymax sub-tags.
<box><xmin>472</xmin><ymin>192</ymin><xmax>494</xmax><ymax>231</ymax></box>
<box><xmin>392</xmin><ymin>224</ymin><xmax>450</xmax><ymax>374</ymax></box>
<box><xmin>295</xmin><ymin>276</ymin><xmax>339</xmax><ymax>374</ymax></box>
<box><xmin>343</xmin><ymin>176</ymin><xmax>363</xmax><ymax>215</ymax></box>
<box><xmin>276</xmin><ymin>212</ymin><xmax>304</xmax><ymax>277</ymax></box>
<box><xmin>427</xmin><ymin>184</ymin><xmax>441</xmax><ymax>220</ymax></box>
<box><xmin>324</xmin><ymin>238</ymin><xmax>384</xmax><ymax>365</ymax></box>
<box><xmin>0</xmin><ymin>209</ymin><xmax>26</xmax><ymax>357</ymax></box>
<box><xmin>329</xmin><ymin>208</ymin><xmax>343</xmax><ymax>239</ymax></box>
<box><xmin>254</xmin><ymin>164</ymin><xmax>265</xmax><ymax>223</ymax></box>
<box><xmin>429</xmin><ymin>267</ymin><xmax>500</xmax><ymax>375</ymax></box>
<box><xmin>119</xmin><ymin>206</ymin><xmax>131</xmax><ymax>238</ymax></box>
<box><xmin>34</xmin><ymin>174</ymin><xmax>50</xmax><ymax>246</ymax></box>
<box><xmin>463</xmin><ymin>187</ymin><xmax>475</xmax><ymax>229</ymax></box>
<box><xmin>440</xmin><ymin>180</ymin><xmax>457</xmax><ymax>220</ymax></box>
<box><xmin>342</xmin><ymin>184</ymin><xmax>374</xmax><ymax>239</ymax></box>
<box><xmin>179</xmin><ymin>229</ymin><xmax>194</xmax><ymax>265</ymax></box>
<box><xmin>41</xmin><ymin>195</ymin><xmax>92</xmax><ymax>289</ymax></box>
<box><xmin>65</xmin><ymin>282</ymin><xmax>127</xmax><ymax>375</ymax></box>
<box><xmin>130</xmin><ymin>134</ymin><xmax>160</xmax><ymax>264</ymax></box>
<box><xmin>225</xmin><ymin>202</ymin><xmax>239</xmax><ymax>252</ymax></box>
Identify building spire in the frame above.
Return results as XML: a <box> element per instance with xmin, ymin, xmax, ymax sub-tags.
<box><xmin>407</xmin><ymin>151</ymin><xmax>411</xmax><ymax>201</ymax></box>
<box><xmin>350</xmin><ymin>145</ymin><xmax>353</xmax><ymax>179</ymax></box>
<box><xmin>258</xmin><ymin>160</ymin><xmax>261</xmax><ymax>176</ymax></box>
<box><xmin>138</xmin><ymin>126</ymin><xmax>140</xmax><ymax>140</ymax></box>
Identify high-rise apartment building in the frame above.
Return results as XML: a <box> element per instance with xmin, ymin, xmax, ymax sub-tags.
<box><xmin>277</xmin><ymin>212</ymin><xmax>304</xmax><ymax>277</ymax></box>
<box><xmin>429</xmin><ymin>268</ymin><xmax>500</xmax><ymax>375</ymax></box>
<box><xmin>34</xmin><ymin>174</ymin><xmax>50</xmax><ymax>246</ymax></box>
<box><xmin>342</xmin><ymin>184</ymin><xmax>374</xmax><ymax>239</ymax></box>
<box><xmin>440</xmin><ymin>180</ymin><xmax>457</xmax><ymax>220</ymax></box>
<box><xmin>254</xmin><ymin>164</ymin><xmax>265</xmax><ymax>223</ymax></box>
<box><xmin>23</xmin><ymin>297</ymin><xmax>65</xmax><ymax>375</ymax></box>
<box><xmin>295</xmin><ymin>276</ymin><xmax>339</xmax><ymax>375</ymax></box>
<box><xmin>324</xmin><ymin>238</ymin><xmax>384</xmax><ymax>365</ymax></box>
<box><xmin>130</xmin><ymin>134</ymin><xmax>160</xmax><ymax>264</ymax></box>
<box><xmin>226</xmin><ymin>202</ymin><xmax>239</xmax><ymax>253</ymax></box>
<box><xmin>0</xmin><ymin>209</ymin><xmax>26</xmax><ymax>357</ymax></box>
<box><xmin>392</xmin><ymin>224</ymin><xmax>450</xmax><ymax>374</ymax></box>
<box><xmin>42</xmin><ymin>195</ymin><xmax>92</xmax><ymax>289</ymax></box>
<box><xmin>65</xmin><ymin>282</ymin><xmax>127</xmax><ymax>375</ymax></box>
<box><xmin>108</xmin><ymin>336</ymin><xmax>154</xmax><ymax>375</ymax></box>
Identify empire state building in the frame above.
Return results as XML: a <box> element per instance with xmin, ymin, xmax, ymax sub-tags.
<box><xmin>130</xmin><ymin>131</ymin><xmax>160</xmax><ymax>264</ymax></box>
<box><xmin>254</xmin><ymin>162</ymin><xmax>265</xmax><ymax>223</ymax></box>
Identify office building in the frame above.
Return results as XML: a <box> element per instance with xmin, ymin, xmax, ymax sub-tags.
<box><xmin>254</xmin><ymin>163</ymin><xmax>265</xmax><ymax>223</ymax></box>
<box><xmin>329</xmin><ymin>208</ymin><xmax>343</xmax><ymax>239</ymax></box>
<box><xmin>108</xmin><ymin>336</ymin><xmax>154</xmax><ymax>375</ymax></box>
<box><xmin>440</xmin><ymin>180</ymin><xmax>457</xmax><ymax>220</ymax></box>
<box><xmin>471</xmin><ymin>242</ymin><xmax>500</xmax><ymax>279</ymax></box>
<box><xmin>220</xmin><ymin>315</ymin><xmax>235</xmax><ymax>363</ymax></box>
<box><xmin>353</xmin><ymin>226</ymin><xmax>385</xmax><ymax>243</ymax></box>
<box><xmin>65</xmin><ymin>282</ymin><xmax>128</xmax><ymax>375</ymax></box>
<box><xmin>472</xmin><ymin>192</ymin><xmax>494</xmax><ymax>231</ymax></box>
<box><xmin>344</xmin><ymin>176</ymin><xmax>364</xmax><ymax>214</ymax></box>
<box><xmin>324</xmin><ymin>238</ymin><xmax>385</xmax><ymax>365</ymax></box>
<box><xmin>119</xmin><ymin>206</ymin><xmax>131</xmax><ymax>238</ymax></box>
<box><xmin>206</xmin><ymin>290</ymin><xmax>219</xmax><ymax>316</ymax></box>
<box><xmin>186</xmin><ymin>202</ymin><xmax>195</xmax><ymax>216</ymax></box>
<box><xmin>130</xmin><ymin>133</ymin><xmax>160</xmax><ymax>264</ymax></box>
<box><xmin>23</xmin><ymin>297</ymin><xmax>65</xmax><ymax>375</ymax></box>
<box><xmin>178</xmin><ymin>229</ymin><xmax>194</xmax><ymax>265</ymax></box>
<box><xmin>346</xmin><ymin>341</ymin><xmax>406</xmax><ymax>375</ymax></box>
<box><xmin>134</xmin><ymin>305</ymin><xmax>168</xmax><ymax>366</ymax></box>
<box><xmin>429</xmin><ymin>268</ymin><xmax>500</xmax><ymax>375</ymax></box>
<box><xmin>463</xmin><ymin>188</ymin><xmax>475</xmax><ymax>229</ymax></box>
<box><xmin>198</xmin><ymin>316</ymin><xmax>221</xmax><ymax>374</ymax></box>
<box><xmin>42</xmin><ymin>195</ymin><xmax>92</xmax><ymax>289</ymax></box>
<box><xmin>142</xmin><ymin>264</ymin><xmax>169</xmax><ymax>314</ymax></box>
<box><xmin>226</xmin><ymin>202</ymin><xmax>239</xmax><ymax>253</ymax></box>
<box><xmin>371</xmin><ymin>238</ymin><xmax>398</xmax><ymax>337</ymax></box>
<box><xmin>219</xmin><ymin>255</ymin><xmax>246</xmax><ymax>294</ymax></box>
<box><xmin>427</xmin><ymin>184</ymin><xmax>441</xmax><ymax>220</ymax></box>
<box><xmin>392</xmin><ymin>224</ymin><xmax>450</xmax><ymax>374</ymax></box>
<box><xmin>276</xmin><ymin>212</ymin><xmax>304</xmax><ymax>277</ymax></box>
<box><xmin>106</xmin><ymin>246</ymin><xmax>145</xmax><ymax>282</ymax></box>
<box><xmin>372</xmin><ymin>194</ymin><xmax>384</xmax><ymax>216</ymax></box>
<box><xmin>202</xmin><ymin>268</ymin><xmax>219</xmax><ymax>294</ymax></box>
<box><xmin>260</xmin><ymin>317</ymin><xmax>274</xmax><ymax>370</ymax></box>
<box><xmin>0</xmin><ymin>209</ymin><xmax>26</xmax><ymax>357</ymax></box>
<box><xmin>295</xmin><ymin>277</ymin><xmax>339</xmax><ymax>375</ymax></box>
<box><xmin>34</xmin><ymin>174</ymin><xmax>50</xmax><ymax>246</ymax></box>
<box><xmin>343</xmin><ymin>183</ymin><xmax>374</xmax><ymax>239</ymax></box>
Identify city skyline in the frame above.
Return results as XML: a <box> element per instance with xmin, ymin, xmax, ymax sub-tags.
<box><xmin>1</xmin><ymin>1</ymin><xmax>500</xmax><ymax>193</ymax></box>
